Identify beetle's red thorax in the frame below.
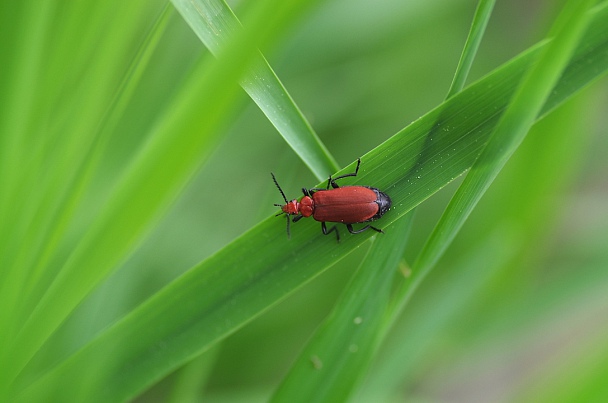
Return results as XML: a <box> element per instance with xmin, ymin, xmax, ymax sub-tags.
<box><xmin>299</xmin><ymin>196</ymin><xmax>314</xmax><ymax>217</ymax></box>
<box><xmin>281</xmin><ymin>196</ymin><xmax>314</xmax><ymax>217</ymax></box>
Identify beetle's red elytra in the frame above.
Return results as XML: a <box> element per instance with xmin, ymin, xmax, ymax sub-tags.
<box><xmin>272</xmin><ymin>159</ymin><xmax>391</xmax><ymax>241</ymax></box>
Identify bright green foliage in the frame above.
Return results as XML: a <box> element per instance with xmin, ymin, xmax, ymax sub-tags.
<box><xmin>1</xmin><ymin>0</ymin><xmax>607</xmax><ymax>402</ymax></box>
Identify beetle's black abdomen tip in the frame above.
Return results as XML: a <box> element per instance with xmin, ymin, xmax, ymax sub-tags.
<box><xmin>376</xmin><ymin>191</ymin><xmax>392</xmax><ymax>217</ymax></box>
<box><xmin>366</xmin><ymin>188</ymin><xmax>392</xmax><ymax>221</ymax></box>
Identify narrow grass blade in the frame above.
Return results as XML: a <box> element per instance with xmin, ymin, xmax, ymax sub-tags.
<box><xmin>351</xmin><ymin>4</ymin><xmax>496</xmax><ymax>400</ymax></box>
<box><xmin>271</xmin><ymin>215</ymin><xmax>413</xmax><ymax>403</ymax></box>
<box><xmin>269</xmin><ymin>0</ymin><xmax>504</xmax><ymax>377</ymax></box>
<box><xmin>270</xmin><ymin>0</ymin><xmax>502</xmax><ymax>376</ymax></box>
<box><xmin>12</xmin><ymin>3</ymin><xmax>608</xmax><ymax>401</ymax></box>
<box><xmin>172</xmin><ymin>0</ymin><xmax>339</xmax><ymax>180</ymax></box>
<box><xmin>391</xmin><ymin>0</ymin><xmax>595</xmax><ymax>319</ymax></box>
<box><xmin>166</xmin><ymin>346</ymin><xmax>220</xmax><ymax>403</ymax></box>
<box><xmin>360</xmin><ymin>226</ymin><xmax>520</xmax><ymax>402</ymax></box>
<box><xmin>0</xmin><ymin>0</ymin><xmax>58</xmax><ymax>365</ymax></box>
<box><xmin>446</xmin><ymin>0</ymin><xmax>496</xmax><ymax>98</ymax></box>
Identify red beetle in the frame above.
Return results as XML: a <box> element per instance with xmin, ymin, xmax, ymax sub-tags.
<box><xmin>272</xmin><ymin>159</ymin><xmax>391</xmax><ymax>241</ymax></box>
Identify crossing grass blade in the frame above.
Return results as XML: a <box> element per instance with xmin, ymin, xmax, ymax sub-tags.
<box><xmin>271</xmin><ymin>215</ymin><xmax>414</xmax><ymax>403</ymax></box>
<box><xmin>272</xmin><ymin>1</ymin><xmax>497</xmax><ymax>400</ymax></box>
<box><xmin>390</xmin><ymin>0</ymin><xmax>596</xmax><ymax>320</ymax></box>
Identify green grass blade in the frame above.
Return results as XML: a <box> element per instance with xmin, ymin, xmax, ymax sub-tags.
<box><xmin>271</xmin><ymin>215</ymin><xmax>414</xmax><ymax>403</ymax></box>
<box><xmin>358</xmin><ymin>229</ymin><xmax>521</xmax><ymax>402</ymax></box>
<box><xmin>446</xmin><ymin>0</ymin><xmax>496</xmax><ymax>99</ymax></box>
<box><xmin>12</xmin><ymin>3</ymin><xmax>608</xmax><ymax>401</ymax></box>
<box><xmin>1</xmin><ymin>0</ymin><xmax>176</xmax><ymax>389</ymax></box>
<box><xmin>5</xmin><ymin>4</ymin><xmax>174</xmax><ymax>342</ymax></box>
<box><xmin>2</xmin><ymin>0</ymin><xmax>315</xmax><ymax>396</ymax></box>
<box><xmin>166</xmin><ymin>346</ymin><xmax>220</xmax><ymax>403</ymax></box>
<box><xmin>172</xmin><ymin>0</ymin><xmax>339</xmax><ymax>180</ymax></box>
<box><xmin>0</xmin><ymin>0</ymin><xmax>58</xmax><ymax>359</ymax></box>
<box><xmin>273</xmin><ymin>0</ymin><xmax>501</xmax><ymax>376</ymax></box>
<box><xmin>391</xmin><ymin>0</ymin><xmax>595</xmax><ymax>319</ymax></box>
<box><xmin>271</xmin><ymin>0</ymin><xmax>500</xmax><ymax>377</ymax></box>
<box><xmin>344</xmin><ymin>3</ymin><xmax>495</xmax><ymax>400</ymax></box>
<box><xmin>359</xmin><ymin>81</ymin><xmax>602</xmax><ymax>400</ymax></box>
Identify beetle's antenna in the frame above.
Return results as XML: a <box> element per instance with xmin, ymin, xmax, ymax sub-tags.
<box><xmin>271</xmin><ymin>173</ymin><xmax>288</xmax><ymax>203</ymax></box>
<box><xmin>272</xmin><ymin>173</ymin><xmax>292</xmax><ymax>239</ymax></box>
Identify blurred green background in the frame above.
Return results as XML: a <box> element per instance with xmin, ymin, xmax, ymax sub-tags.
<box><xmin>2</xmin><ymin>0</ymin><xmax>607</xmax><ymax>401</ymax></box>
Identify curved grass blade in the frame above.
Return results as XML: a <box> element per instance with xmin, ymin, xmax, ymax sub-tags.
<box><xmin>12</xmin><ymin>3</ymin><xmax>608</xmax><ymax>401</ymax></box>
<box><xmin>172</xmin><ymin>0</ymin><xmax>339</xmax><ymax>180</ymax></box>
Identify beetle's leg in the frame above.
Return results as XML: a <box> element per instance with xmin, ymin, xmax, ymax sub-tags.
<box><xmin>292</xmin><ymin>214</ymin><xmax>304</xmax><ymax>222</ymax></box>
<box><xmin>304</xmin><ymin>188</ymin><xmax>322</xmax><ymax>196</ymax></box>
<box><xmin>329</xmin><ymin>158</ymin><xmax>361</xmax><ymax>188</ymax></box>
<box><xmin>322</xmin><ymin>222</ymin><xmax>340</xmax><ymax>242</ymax></box>
<box><xmin>286</xmin><ymin>215</ymin><xmax>291</xmax><ymax>239</ymax></box>
<box><xmin>346</xmin><ymin>223</ymin><xmax>384</xmax><ymax>235</ymax></box>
